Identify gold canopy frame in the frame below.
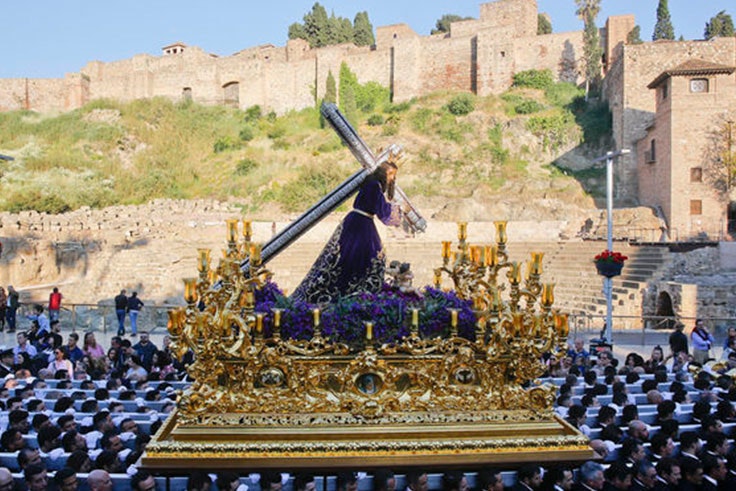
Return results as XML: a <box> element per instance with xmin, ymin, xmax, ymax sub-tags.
<box><xmin>142</xmin><ymin>221</ymin><xmax>593</xmax><ymax>470</ymax></box>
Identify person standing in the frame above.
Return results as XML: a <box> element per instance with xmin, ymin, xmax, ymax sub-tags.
<box><xmin>114</xmin><ymin>290</ymin><xmax>127</xmax><ymax>336</ymax></box>
<box><xmin>691</xmin><ymin>319</ymin><xmax>714</xmax><ymax>365</ymax></box>
<box><xmin>48</xmin><ymin>288</ymin><xmax>62</xmax><ymax>323</ymax></box>
<box><xmin>5</xmin><ymin>286</ymin><xmax>19</xmax><ymax>333</ymax></box>
<box><xmin>127</xmin><ymin>292</ymin><xmax>144</xmax><ymax>337</ymax></box>
<box><xmin>668</xmin><ymin>322</ymin><xmax>688</xmax><ymax>358</ymax></box>
<box><xmin>0</xmin><ymin>287</ymin><xmax>6</xmax><ymax>332</ymax></box>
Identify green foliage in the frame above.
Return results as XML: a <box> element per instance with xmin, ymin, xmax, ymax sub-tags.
<box><xmin>235</xmin><ymin>158</ymin><xmax>258</xmax><ymax>176</ymax></box>
<box><xmin>289</xmin><ymin>3</ymin><xmax>375</xmax><ymax>48</ymax></box>
<box><xmin>410</xmin><ymin>108</ymin><xmax>434</xmax><ymax>132</ymax></box>
<box><xmin>339</xmin><ymin>63</ymin><xmax>359</xmax><ymax>126</ymax></box>
<box><xmin>627</xmin><ymin>25</ymin><xmax>643</xmax><ymax>44</ymax></box>
<box><xmin>238</xmin><ymin>126</ymin><xmax>255</xmax><ymax>142</ymax></box>
<box><xmin>512</xmin><ymin>69</ymin><xmax>554</xmax><ymax>90</ymax></box>
<box><xmin>545</xmin><ymin>82</ymin><xmax>585</xmax><ymax>108</ymax></box>
<box><xmin>574</xmin><ymin>0</ymin><xmax>601</xmax><ymax>21</ymax></box>
<box><xmin>244</xmin><ymin>105</ymin><xmax>262</xmax><ymax>123</ymax></box>
<box><xmin>266</xmin><ymin>122</ymin><xmax>287</xmax><ymax>140</ymax></box>
<box><xmin>445</xmin><ymin>94</ymin><xmax>475</xmax><ymax>116</ymax></box>
<box><xmin>653</xmin><ymin>0</ymin><xmax>675</xmax><ymax>40</ymax></box>
<box><xmin>526</xmin><ymin>112</ymin><xmax>578</xmax><ymax>151</ymax></box>
<box><xmin>486</xmin><ymin>124</ymin><xmax>509</xmax><ymax>164</ymax></box>
<box><xmin>355</xmin><ymin>81</ymin><xmax>390</xmax><ymax>113</ymax></box>
<box><xmin>430</xmin><ymin>14</ymin><xmax>473</xmax><ymax>35</ymax></box>
<box><xmin>213</xmin><ymin>136</ymin><xmax>235</xmax><ymax>153</ymax></box>
<box><xmin>705</xmin><ymin>11</ymin><xmax>734</xmax><ymax>39</ymax></box>
<box><xmin>582</xmin><ymin>12</ymin><xmax>602</xmax><ymax>91</ymax></box>
<box><xmin>353</xmin><ymin>11</ymin><xmax>375</xmax><ymax>46</ymax></box>
<box><xmin>537</xmin><ymin>14</ymin><xmax>552</xmax><ymax>35</ymax></box>
<box><xmin>384</xmin><ymin>100</ymin><xmax>413</xmax><ymax>113</ymax></box>
<box><xmin>515</xmin><ymin>99</ymin><xmax>545</xmax><ymax>115</ymax></box>
<box><xmin>367</xmin><ymin>114</ymin><xmax>384</xmax><ymax>126</ymax></box>
<box><xmin>273</xmin><ymin>164</ymin><xmax>345</xmax><ymax>212</ymax></box>
<box><xmin>575</xmin><ymin>102</ymin><xmax>612</xmax><ymax>144</ymax></box>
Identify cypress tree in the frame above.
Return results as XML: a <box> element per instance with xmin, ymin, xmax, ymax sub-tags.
<box><xmin>338</xmin><ymin>63</ymin><xmax>358</xmax><ymax>127</ymax></box>
<box><xmin>627</xmin><ymin>25</ymin><xmax>643</xmax><ymax>44</ymax></box>
<box><xmin>582</xmin><ymin>12</ymin><xmax>602</xmax><ymax>98</ymax></box>
<box><xmin>320</xmin><ymin>70</ymin><xmax>337</xmax><ymax>128</ymax></box>
<box><xmin>353</xmin><ymin>12</ymin><xmax>375</xmax><ymax>46</ymax></box>
<box><xmin>304</xmin><ymin>3</ymin><xmax>330</xmax><ymax>47</ymax></box>
<box><xmin>652</xmin><ymin>0</ymin><xmax>675</xmax><ymax>40</ymax></box>
<box><xmin>537</xmin><ymin>14</ymin><xmax>552</xmax><ymax>35</ymax></box>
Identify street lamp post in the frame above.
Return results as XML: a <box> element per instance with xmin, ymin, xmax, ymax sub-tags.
<box><xmin>593</xmin><ymin>149</ymin><xmax>630</xmax><ymax>344</ymax></box>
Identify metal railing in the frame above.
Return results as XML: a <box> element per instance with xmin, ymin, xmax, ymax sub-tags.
<box><xmin>11</xmin><ymin>303</ymin><xmax>181</xmax><ymax>335</ymax></box>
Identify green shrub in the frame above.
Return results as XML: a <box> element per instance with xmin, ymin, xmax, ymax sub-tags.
<box><xmin>266</xmin><ymin>123</ymin><xmax>286</xmax><ymax>139</ymax></box>
<box><xmin>514</xmin><ymin>99</ymin><xmax>545</xmax><ymax>114</ymax></box>
<box><xmin>244</xmin><ymin>105</ymin><xmax>262</xmax><ymax>123</ymax></box>
<box><xmin>367</xmin><ymin>114</ymin><xmax>384</xmax><ymax>126</ymax></box>
<box><xmin>526</xmin><ymin>111</ymin><xmax>578</xmax><ymax>151</ymax></box>
<box><xmin>272</xmin><ymin>138</ymin><xmax>290</xmax><ymax>150</ymax></box>
<box><xmin>239</xmin><ymin>126</ymin><xmax>255</xmax><ymax>142</ymax></box>
<box><xmin>512</xmin><ymin>69</ymin><xmax>554</xmax><ymax>90</ymax></box>
<box><xmin>213</xmin><ymin>136</ymin><xmax>234</xmax><ymax>153</ymax></box>
<box><xmin>446</xmin><ymin>94</ymin><xmax>475</xmax><ymax>116</ymax></box>
<box><xmin>384</xmin><ymin>100</ymin><xmax>413</xmax><ymax>113</ymax></box>
<box><xmin>235</xmin><ymin>158</ymin><xmax>258</xmax><ymax>175</ymax></box>
<box><xmin>355</xmin><ymin>81</ymin><xmax>390</xmax><ymax>113</ymax></box>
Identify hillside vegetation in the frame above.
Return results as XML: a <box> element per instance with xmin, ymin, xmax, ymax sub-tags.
<box><xmin>0</xmin><ymin>70</ymin><xmax>611</xmax><ymax>218</ymax></box>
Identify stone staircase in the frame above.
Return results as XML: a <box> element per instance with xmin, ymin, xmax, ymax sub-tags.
<box><xmin>266</xmin><ymin>239</ymin><xmax>673</xmax><ymax>328</ymax></box>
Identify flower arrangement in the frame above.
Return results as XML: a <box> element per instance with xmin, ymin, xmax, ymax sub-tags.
<box><xmin>254</xmin><ymin>280</ymin><xmax>475</xmax><ymax>350</ymax></box>
<box><xmin>593</xmin><ymin>250</ymin><xmax>628</xmax><ymax>264</ymax></box>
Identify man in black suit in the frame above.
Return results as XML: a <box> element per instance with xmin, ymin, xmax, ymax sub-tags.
<box><xmin>512</xmin><ymin>464</ymin><xmax>542</xmax><ymax>491</ymax></box>
<box><xmin>631</xmin><ymin>461</ymin><xmax>657</xmax><ymax>491</ymax></box>
<box><xmin>679</xmin><ymin>458</ymin><xmax>704</xmax><ymax>491</ymax></box>
<box><xmin>654</xmin><ymin>457</ymin><xmax>681</xmax><ymax>491</ymax></box>
<box><xmin>701</xmin><ymin>453</ymin><xmax>726</xmax><ymax>491</ymax></box>
<box><xmin>0</xmin><ymin>348</ymin><xmax>13</xmax><ymax>378</ymax></box>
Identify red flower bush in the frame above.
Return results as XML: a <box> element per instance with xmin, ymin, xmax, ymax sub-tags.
<box><xmin>594</xmin><ymin>250</ymin><xmax>628</xmax><ymax>264</ymax></box>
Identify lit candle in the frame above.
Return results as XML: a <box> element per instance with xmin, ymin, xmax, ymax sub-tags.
<box><xmin>313</xmin><ymin>308</ymin><xmax>320</xmax><ymax>327</ymax></box>
<box><xmin>441</xmin><ymin>241</ymin><xmax>452</xmax><ymax>259</ymax></box>
<box><xmin>478</xmin><ymin>246</ymin><xmax>486</xmax><ymax>266</ymax></box>
<box><xmin>458</xmin><ymin>222</ymin><xmax>468</xmax><ymax>241</ymax></box>
<box><xmin>411</xmin><ymin>308</ymin><xmax>419</xmax><ymax>327</ymax></box>
<box><xmin>272</xmin><ymin>309</ymin><xmax>282</xmax><ymax>328</ymax></box>
<box><xmin>242</xmin><ymin>219</ymin><xmax>252</xmax><ymax>238</ymax></box>
<box><xmin>246</xmin><ymin>290</ymin><xmax>255</xmax><ymax>305</ymax></box>
<box><xmin>487</xmin><ymin>245</ymin><xmax>498</xmax><ymax>267</ymax></box>
<box><xmin>494</xmin><ymin>221</ymin><xmax>507</xmax><ymax>244</ymax></box>
<box><xmin>183</xmin><ymin>278</ymin><xmax>197</xmax><ymax>304</ymax></box>
<box><xmin>197</xmin><ymin>249</ymin><xmax>211</xmax><ymax>273</ymax></box>
<box><xmin>450</xmin><ymin>309</ymin><xmax>458</xmax><ymax>328</ymax></box>
<box><xmin>365</xmin><ymin>322</ymin><xmax>374</xmax><ymax>341</ymax></box>
<box><xmin>255</xmin><ymin>313</ymin><xmax>264</xmax><ymax>333</ymax></box>
<box><xmin>433</xmin><ymin>270</ymin><xmax>442</xmax><ymax>288</ymax></box>
<box><xmin>226</xmin><ymin>219</ymin><xmax>239</xmax><ymax>242</ymax></box>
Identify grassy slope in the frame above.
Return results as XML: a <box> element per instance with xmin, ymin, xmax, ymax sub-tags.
<box><xmin>0</xmin><ymin>81</ymin><xmax>610</xmax><ymax>217</ymax></box>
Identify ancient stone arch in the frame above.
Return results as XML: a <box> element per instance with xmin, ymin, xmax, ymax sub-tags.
<box><xmin>223</xmin><ymin>81</ymin><xmax>239</xmax><ymax>108</ymax></box>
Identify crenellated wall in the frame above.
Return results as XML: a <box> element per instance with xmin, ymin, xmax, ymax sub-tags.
<box><xmin>0</xmin><ymin>0</ymin><xmax>585</xmax><ymax>115</ymax></box>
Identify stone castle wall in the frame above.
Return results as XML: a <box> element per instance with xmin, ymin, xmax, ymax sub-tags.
<box><xmin>0</xmin><ymin>0</ymin><xmax>586</xmax><ymax>115</ymax></box>
<box><xmin>604</xmin><ymin>37</ymin><xmax>736</xmax><ymax>203</ymax></box>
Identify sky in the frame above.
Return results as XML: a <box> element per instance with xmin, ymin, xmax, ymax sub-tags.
<box><xmin>1</xmin><ymin>1</ymin><xmax>734</xmax><ymax>79</ymax></box>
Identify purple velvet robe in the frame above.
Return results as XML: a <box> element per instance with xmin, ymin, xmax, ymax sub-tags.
<box><xmin>291</xmin><ymin>179</ymin><xmax>401</xmax><ymax>304</ymax></box>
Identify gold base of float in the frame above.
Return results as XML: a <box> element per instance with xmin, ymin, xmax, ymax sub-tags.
<box><xmin>142</xmin><ymin>220</ymin><xmax>593</xmax><ymax>471</ymax></box>
<box><xmin>143</xmin><ymin>410</ymin><xmax>591</xmax><ymax>470</ymax></box>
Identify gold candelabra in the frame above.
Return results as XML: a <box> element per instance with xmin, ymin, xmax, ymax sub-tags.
<box><xmin>166</xmin><ymin>220</ymin><xmax>570</xmax><ymax>424</ymax></box>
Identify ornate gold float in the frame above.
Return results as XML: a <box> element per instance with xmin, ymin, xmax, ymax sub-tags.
<box><xmin>143</xmin><ymin>221</ymin><xmax>592</xmax><ymax>470</ymax></box>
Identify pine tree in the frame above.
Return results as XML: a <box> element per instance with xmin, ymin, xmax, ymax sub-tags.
<box><xmin>288</xmin><ymin>23</ymin><xmax>307</xmax><ymax>42</ymax></box>
<box><xmin>537</xmin><ymin>14</ymin><xmax>552</xmax><ymax>35</ymax></box>
<box><xmin>705</xmin><ymin>11</ymin><xmax>735</xmax><ymax>40</ymax></box>
<box><xmin>326</xmin><ymin>13</ymin><xmax>353</xmax><ymax>45</ymax></box>
<box><xmin>627</xmin><ymin>25</ymin><xmax>643</xmax><ymax>44</ymax></box>
<box><xmin>353</xmin><ymin>12</ymin><xmax>375</xmax><ymax>46</ymax></box>
<box><xmin>652</xmin><ymin>0</ymin><xmax>675</xmax><ymax>41</ymax></box>
<box><xmin>303</xmin><ymin>3</ymin><xmax>330</xmax><ymax>47</ymax></box>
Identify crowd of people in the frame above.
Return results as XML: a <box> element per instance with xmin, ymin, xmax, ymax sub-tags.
<box><xmin>2</xmin><ymin>289</ymin><xmax>736</xmax><ymax>490</ymax></box>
